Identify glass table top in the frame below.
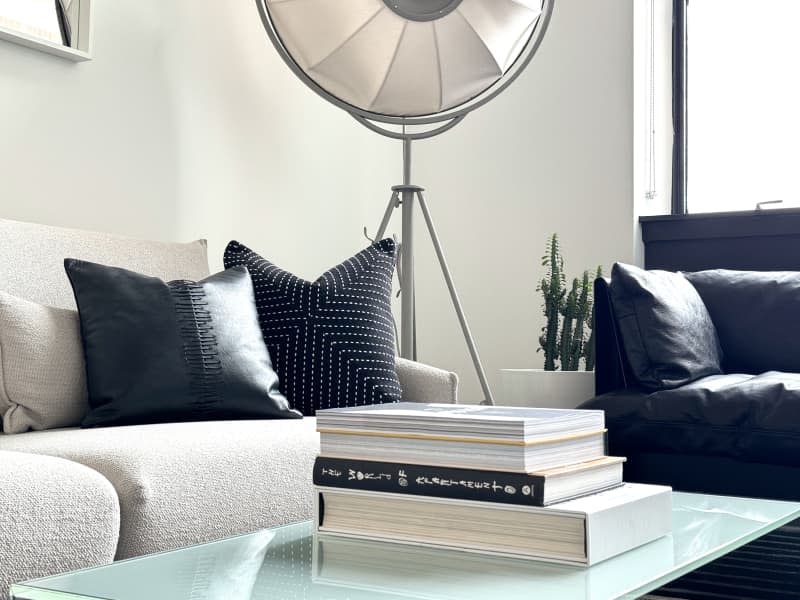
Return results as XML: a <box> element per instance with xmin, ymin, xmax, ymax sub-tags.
<box><xmin>11</xmin><ymin>492</ymin><xmax>800</xmax><ymax>600</ymax></box>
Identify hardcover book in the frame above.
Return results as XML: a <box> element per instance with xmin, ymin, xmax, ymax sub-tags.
<box><xmin>313</xmin><ymin>456</ymin><xmax>625</xmax><ymax>506</ymax></box>
<box><xmin>315</xmin><ymin>483</ymin><xmax>672</xmax><ymax>566</ymax></box>
<box><xmin>316</xmin><ymin>403</ymin><xmax>605</xmax><ymax>439</ymax></box>
<box><xmin>316</xmin><ymin>403</ymin><xmax>607</xmax><ymax>472</ymax></box>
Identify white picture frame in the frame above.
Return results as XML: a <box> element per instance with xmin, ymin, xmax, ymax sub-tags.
<box><xmin>0</xmin><ymin>0</ymin><xmax>92</xmax><ymax>61</ymax></box>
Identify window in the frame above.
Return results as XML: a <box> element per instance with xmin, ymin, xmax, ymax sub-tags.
<box><xmin>674</xmin><ymin>0</ymin><xmax>800</xmax><ymax>214</ymax></box>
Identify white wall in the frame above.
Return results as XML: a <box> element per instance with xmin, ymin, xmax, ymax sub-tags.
<box><xmin>0</xmin><ymin>2</ymin><xmax>183</xmax><ymax>240</ymax></box>
<box><xmin>0</xmin><ymin>0</ymin><xmax>647</xmax><ymax>405</ymax></box>
<box><xmin>158</xmin><ymin>3</ymin><xmax>398</xmax><ymax>277</ymax></box>
<box><xmin>0</xmin><ymin>0</ymin><xmax>395</xmax><ymax>279</ymax></box>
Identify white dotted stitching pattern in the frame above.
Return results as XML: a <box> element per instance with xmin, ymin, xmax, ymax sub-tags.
<box><xmin>224</xmin><ymin>240</ymin><xmax>400</xmax><ymax>415</ymax></box>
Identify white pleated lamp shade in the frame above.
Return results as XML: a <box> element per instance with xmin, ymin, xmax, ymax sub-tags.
<box><xmin>265</xmin><ymin>0</ymin><xmax>544</xmax><ymax>117</ymax></box>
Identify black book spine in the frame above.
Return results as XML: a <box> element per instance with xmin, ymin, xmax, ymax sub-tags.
<box><xmin>314</xmin><ymin>456</ymin><xmax>547</xmax><ymax>506</ymax></box>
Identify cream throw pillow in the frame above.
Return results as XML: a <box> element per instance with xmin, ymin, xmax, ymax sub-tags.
<box><xmin>0</xmin><ymin>292</ymin><xmax>88</xmax><ymax>433</ymax></box>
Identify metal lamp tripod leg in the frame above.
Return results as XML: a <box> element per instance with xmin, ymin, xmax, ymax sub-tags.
<box><xmin>374</xmin><ymin>185</ymin><xmax>496</xmax><ymax>406</ymax></box>
<box><xmin>375</xmin><ymin>188</ymin><xmax>417</xmax><ymax>361</ymax></box>
<box><xmin>416</xmin><ymin>191</ymin><xmax>495</xmax><ymax>406</ymax></box>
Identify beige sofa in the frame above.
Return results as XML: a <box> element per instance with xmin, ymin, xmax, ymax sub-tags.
<box><xmin>0</xmin><ymin>219</ymin><xmax>458</xmax><ymax>598</ymax></box>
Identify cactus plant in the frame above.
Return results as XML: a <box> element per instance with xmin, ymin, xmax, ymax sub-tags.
<box><xmin>536</xmin><ymin>234</ymin><xmax>565</xmax><ymax>371</ymax></box>
<box><xmin>537</xmin><ymin>234</ymin><xmax>602</xmax><ymax>371</ymax></box>
<box><xmin>558</xmin><ymin>277</ymin><xmax>579</xmax><ymax>371</ymax></box>
<box><xmin>584</xmin><ymin>265</ymin><xmax>603</xmax><ymax>371</ymax></box>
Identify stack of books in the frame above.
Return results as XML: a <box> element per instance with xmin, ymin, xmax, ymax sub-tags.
<box><xmin>313</xmin><ymin>403</ymin><xmax>671</xmax><ymax>566</ymax></box>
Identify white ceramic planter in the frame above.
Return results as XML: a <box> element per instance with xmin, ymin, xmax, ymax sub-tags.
<box><xmin>499</xmin><ymin>369</ymin><xmax>595</xmax><ymax>409</ymax></box>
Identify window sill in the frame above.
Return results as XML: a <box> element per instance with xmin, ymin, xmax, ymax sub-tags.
<box><xmin>639</xmin><ymin>208</ymin><xmax>800</xmax><ymax>271</ymax></box>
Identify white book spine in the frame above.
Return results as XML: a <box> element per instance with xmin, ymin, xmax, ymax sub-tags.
<box><xmin>585</xmin><ymin>486</ymin><xmax>672</xmax><ymax>565</ymax></box>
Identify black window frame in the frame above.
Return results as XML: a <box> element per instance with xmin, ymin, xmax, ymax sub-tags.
<box><xmin>671</xmin><ymin>0</ymin><xmax>687</xmax><ymax>215</ymax></box>
<box><xmin>646</xmin><ymin>1</ymin><xmax>800</xmax><ymax>268</ymax></box>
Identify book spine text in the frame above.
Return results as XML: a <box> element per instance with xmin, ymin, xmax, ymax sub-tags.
<box><xmin>314</xmin><ymin>456</ymin><xmax>546</xmax><ymax>506</ymax></box>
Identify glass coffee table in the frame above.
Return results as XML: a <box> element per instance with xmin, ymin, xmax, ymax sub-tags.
<box><xmin>11</xmin><ymin>492</ymin><xmax>800</xmax><ymax>600</ymax></box>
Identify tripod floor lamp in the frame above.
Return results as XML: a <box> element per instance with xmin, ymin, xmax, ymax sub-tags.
<box><xmin>256</xmin><ymin>0</ymin><xmax>555</xmax><ymax>405</ymax></box>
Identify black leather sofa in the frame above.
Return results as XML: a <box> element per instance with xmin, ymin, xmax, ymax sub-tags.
<box><xmin>580</xmin><ymin>267</ymin><xmax>800</xmax><ymax>501</ymax></box>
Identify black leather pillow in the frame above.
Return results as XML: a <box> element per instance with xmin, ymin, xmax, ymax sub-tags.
<box><xmin>684</xmin><ymin>269</ymin><xmax>800</xmax><ymax>374</ymax></box>
<box><xmin>223</xmin><ymin>239</ymin><xmax>401</xmax><ymax>416</ymax></box>
<box><xmin>64</xmin><ymin>259</ymin><xmax>300</xmax><ymax>427</ymax></box>
<box><xmin>609</xmin><ymin>262</ymin><xmax>723</xmax><ymax>391</ymax></box>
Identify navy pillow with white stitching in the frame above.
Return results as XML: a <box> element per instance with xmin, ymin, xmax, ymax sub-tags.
<box><xmin>224</xmin><ymin>239</ymin><xmax>401</xmax><ymax>416</ymax></box>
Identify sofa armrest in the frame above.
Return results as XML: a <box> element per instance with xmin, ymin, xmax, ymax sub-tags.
<box><xmin>0</xmin><ymin>450</ymin><xmax>120</xmax><ymax>600</ymax></box>
<box><xmin>396</xmin><ymin>358</ymin><xmax>458</xmax><ymax>404</ymax></box>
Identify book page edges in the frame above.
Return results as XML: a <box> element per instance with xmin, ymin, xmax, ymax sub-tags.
<box><xmin>316</xmin><ymin>428</ymin><xmax>608</xmax><ymax>447</ymax></box>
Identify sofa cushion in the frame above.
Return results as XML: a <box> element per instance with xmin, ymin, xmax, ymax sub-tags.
<box><xmin>0</xmin><ymin>450</ymin><xmax>119</xmax><ymax>600</ymax></box>
<box><xmin>684</xmin><ymin>269</ymin><xmax>800</xmax><ymax>374</ymax></box>
<box><xmin>64</xmin><ymin>260</ymin><xmax>299</xmax><ymax>428</ymax></box>
<box><xmin>0</xmin><ymin>292</ymin><xmax>88</xmax><ymax>433</ymax></box>
<box><xmin>224</xmin><ymin>239</ymin><xmax>401</xmax><ymax>416</ymax></box>
<box><xmin>609</xmin><ymin>263</ymin><xmax>723</xmax><ymax>391</ymax></box>
<box><xmin>581</xmin><ymin>372</ymin><xmax>800</xmax><ymax>467</ymax></box>
<box><xmin>0</xmin><ymin>218</ymin><xmax>209</xmax><ymax>310</ymax></box>
<box><xmin>0</xmin><ymin>419</ymin><xmax>319</xmax><ymax>559</ymax></box>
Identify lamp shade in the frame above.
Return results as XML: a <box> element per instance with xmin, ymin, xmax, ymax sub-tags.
<box><xmin>262</xmin><ymin>0</ymin><xmax>547</xmax><ymax>119</ymax></box>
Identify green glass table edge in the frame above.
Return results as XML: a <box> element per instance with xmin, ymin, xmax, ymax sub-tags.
<box><xmin>10</xmin><ymin>587</ymin><xmax>97</xmax><ymax>600</ymax></box>
<box><xmin>8</xmin><ymin>523</ymin><xmax>300</xmax><ymax>600</ymax></box>
<box><xmin>11</xmin><ymin>493</ymin><xmax>800</xmax><ymax>600</ymax></box>
<box><xmin>616</xmin><ymin>501</ymin><xmax>800</xmax><ymax>599</ymax></box>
